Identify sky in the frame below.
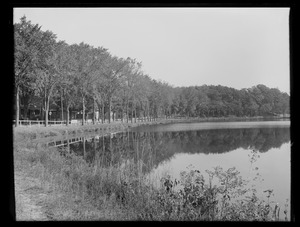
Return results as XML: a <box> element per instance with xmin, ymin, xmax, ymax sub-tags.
<box><xmin>13</xmin><ymin>8</ymin><xmax>290</xmax><ymax>93</ymax></box>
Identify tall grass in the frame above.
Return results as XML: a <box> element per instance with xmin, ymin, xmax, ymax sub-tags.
<box><xmin>14</xmin><ymin>136</ymin><xmax>289</xmax><ymax>221</ymax></box>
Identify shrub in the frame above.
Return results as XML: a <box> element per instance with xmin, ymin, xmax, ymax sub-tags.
<box><xmin>145</xmin><ymin>166</ymin><xmax>286</xmax><ymax>221</ymax></box>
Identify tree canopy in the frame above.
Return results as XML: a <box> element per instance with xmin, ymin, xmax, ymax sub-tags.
<box><xmin>14</xmin><ymin>17</ymin><xmax>290</xmax><ymax>126</ymax></box>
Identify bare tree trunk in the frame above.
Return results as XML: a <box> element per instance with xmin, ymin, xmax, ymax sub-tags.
<box><xmin>134</xmin><ymin>101</ymin><xmax>137</xmax><ymax>123</ymax></box>
<box><xmin>126</xmin><ymin>101</ymin><xmax>129</xmax><ymax>123</ymax></box>
<box><xmin>61</xmin><ymin>89</ymin><xmax>64</xmax><ymax>121</ymax></box>
<box><xmin>66</xmin><ymin>104</ymin><xmax>70</xmax><ymax>126</ymax></box>
<box><xmin>141</xmin><ymin>103</ymin><xmax>144</xmax><ymax>122</ymax></box>
<box><xmin>96</xmin><ymin>101</ymin><xmax>101</xmax><ymax>122</ymax></box>
<box><xmin>82</xmin><ymin>96</ymin><xmax>85</xmax><ymax>126</ymax></box>
<box><xmin>147</xmin><ymin>102</ymin><xmax>150</xmax><ymax>122</ymax></box>
<box><xmin>121</xmin><ymin>105</ymin><xmax>124</xmax><ymax>123</ymax></box>
<box><xmin>131</xmin><ymin>101</ymin><xmax>134</xmax><ymax>123</ymax></box>
<box><xmin>45</xmin><ymin>97</ymin><xmax>49</xmax><ymax>127</ymax></box>
<box><xmin>108</xmin><ymin>97</ymin><xmax>111</xmax><ymax>124</ymax></box>
<box><xmin>102</xmin><ymin>135</ymin><xmax>105</xmax><ymax>153</ymax></box>
<box><xmin>24</xmin><ymin>105</ymin><xmax>29</xmax><ymax>120</ymax></box>
<box><xmin>40</xmin><ymin>106</ymin><xmax>43</xmax><ymax>122</ymax></box>
<box><xmin>93</xmin><ymin>97</ymin><xmax>96</xmax><ymax>125</ymax></box>
<box><xmin>102</xmin><ymin>101</ymin><xmax>105</xmax><ymax>124</ymax></box>
<box><xmin>15</xmin><ymin>86</ymin><xmax>20</xmax><ymax>127</ymax></box>
<box><xmin>56</xmin><ymin>107</ymin><xmax>59</xmax><ymax>121</ymax></box>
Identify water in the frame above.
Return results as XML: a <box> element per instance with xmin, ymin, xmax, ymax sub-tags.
<box><xmin>54</xmin><ymin>120</ymin><xmax>291</xmax><ymax>219</ymax></box>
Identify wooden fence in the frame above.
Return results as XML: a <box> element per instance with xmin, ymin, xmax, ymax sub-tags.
<box><xmin>12</xmin><ymin>117</ymin><xmax>161</xmax><ymax>127</ymax></box>
<box><xmin>13</xmin><ymin>120</ymin><xmax>71</xmax><ymax>127</ymax></box>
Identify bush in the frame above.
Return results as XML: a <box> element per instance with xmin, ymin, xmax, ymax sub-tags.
<box><xmin>144</xmin><ymin>166</ymin><xmax>285</xmax><ymax>221</ymax></box>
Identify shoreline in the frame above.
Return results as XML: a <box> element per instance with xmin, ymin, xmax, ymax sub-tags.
<box><xmin>14</xmin><ymin>116</ymin><xmax>290</xmax><ymax>143</ymax></box>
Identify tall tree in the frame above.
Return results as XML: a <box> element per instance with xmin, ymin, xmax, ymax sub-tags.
<box><xmin>72</xmin><ymin>43</ymin><xmax>104</xmax><ymax>125</ymax></box>
<box><xmin>89</xmin><ymin>47</ymin><xmax>110</xmax><ymax>124</ymax></box>
<box><xmin>34</xmin><ymin>39</ymin><xmax>64</xmax><ymax>126</ymax></box>
<box><xmin>101</xmin><ymin>56</ymin><xmax>129</xmax><ymax>123</ymax></box>
<box><xmin>56</xmin><ymin>44</ymin><xmax>80</xmax><ymax>125</ymax></box>
<box><xmin>14</xmin><ymin>16</ymin><xmax>55</xmax><ymax>126</ymax></box>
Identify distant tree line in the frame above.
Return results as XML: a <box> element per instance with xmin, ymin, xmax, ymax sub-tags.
<box><xmin>14</xmin><ymin>17</ymin><xmax>290</xmax><ymax>127</ymax></box>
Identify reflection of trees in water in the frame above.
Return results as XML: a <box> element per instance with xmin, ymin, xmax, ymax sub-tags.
<box><xmin>68</xmin><ymin>127</ymin><xmax>290</xmax><ymax>172</ymax></box>
<box><xmin>183</xmin><ymin>128</ymin><xmax>289</xmax><ymax>154</ymax></box>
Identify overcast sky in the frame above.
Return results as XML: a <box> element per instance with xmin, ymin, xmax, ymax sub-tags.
<box><xmin>14</xmin><ymin>8</ymin><xmax>290</xmax><ymax>93</ymax></box>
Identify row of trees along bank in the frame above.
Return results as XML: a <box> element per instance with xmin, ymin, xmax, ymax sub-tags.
<box><xmin>14</xmin><ymin>17</ymin><xmax>290</xmax><ymax>127</ymax></box>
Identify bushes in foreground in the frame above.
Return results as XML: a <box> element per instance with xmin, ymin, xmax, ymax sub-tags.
<box><xmin>149</xmin><ymin>167</ymin><xmax>287</xmax><ymax>221</ymax></box>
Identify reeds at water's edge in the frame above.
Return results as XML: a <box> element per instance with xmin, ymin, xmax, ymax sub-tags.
<box><xmin>14</xmin><ymin>135</ymin><xmax>289</xmax><ymax>221</ymax></box>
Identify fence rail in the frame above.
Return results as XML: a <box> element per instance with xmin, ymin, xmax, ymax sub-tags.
<box><xmin>13</xmin><ymin>120</ymin><xmax>72</xmax><ymax>126</ymax></box>
<box><xmin>13</xmin><ymin>118</ymin><xmax>154</xmax><ymax>127</ymax></box>
<box><xmin>13</xmin><ymin>120</ymin><xmax>111</xmax><ymax>126</ymax></box>
<box><xmin>13</xmin><ymin>116</ymin><xmax>187</xmax><ymax>127</ymax></box>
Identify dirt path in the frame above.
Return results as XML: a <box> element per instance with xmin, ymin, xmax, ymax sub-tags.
<box><xmin>14</xmin><ymin>171</ymin><xmax>51</xmax><ymax>221</ymax></box>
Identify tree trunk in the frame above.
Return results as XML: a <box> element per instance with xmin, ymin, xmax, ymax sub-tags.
<box><xmin>15</xmin><ymin>86</ymin><xmax>20</xmax><ymax>127</ymax></box>
<box><xmin>102</xmin><ymin>135</ymin><xmax>105</xmax><ymax>153</ymax></box>
<box><xmin>96</xmin><ymin>101</ymin><xmax>101</xmax><ymax>122</ymax></box>
<box><xmin>40</xmin><ymin>106</ymin><xmax>43</xmax><ymax>122</ymax></box>
<box><xmin>141</xmin><ymin>103</ymin><xmax>144</xmax><ymax>122</ymax></box>
<box><xmin>102</xmin><ymin>101</ymin><xmax>105</xmax><ymax>124</ymax></box>
<box><xmin>134</xmin><ymin>101</ymin><xmax>137</xmax><ymax>123</ymax></box>
<box><xmin>93</xmin><ymin>97</ymin><xmax>96</xmax><ymax>125</ymax></box>
<box><xmin>126</xmin><ymin>101</ymin><xmax>129</xmax><ymax>123</ymax></box>
<box><xmin>131</xmin><ymin>102</ymin><xmax>134</xmax><ymax>123</ymax></box>
<box><xmin>66</xmin><ymin>104</ymin><xmax>70</xmax><ymax>126</ymax></box>
<box><xmin>45</xmin><ymin>97</ymin><xmax>49</xmax><ymax>127</ymax></box>
<box><xmin>147</xmin><ymin>102</ymin><xmax>150</xmax><ymax>122</ymax></box>
<box><xmin>82</xmin><ymin>96</ymin><xmax>85</xmax><ymax>126</ymax></box>
<box><xmin>108</xmin><ymin>97</ymin><xmax>111</xmax><ymax>124</ymax></box>
<box><xmin>109</xmin><ymin>135</ymin><xmax>113</xmax><ymax>165</ymax></box>
<box><xmin>24</xmin><ymin>105</ymin><xmax>29</xmax><ymax>120</ymax></box>
<box><xmin>121</xmin><ymin>106</ymin><xmax>124</xmax><ymax>123</ymax></box>
<box><xmin>55</xmin><ymin>107</ymin><xmax>59</xmax><ymax>121</ymax></box>
<box><xmin>61</xmin><ymin>89</ymin><xmax>64</xmax><ymax>121</ymax></box>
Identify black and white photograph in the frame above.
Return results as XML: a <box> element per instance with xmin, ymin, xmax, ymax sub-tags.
<box><xmin>13</xmin><ymin>7</ymin><xmax>291</xmax><ymax>221</ymax></box>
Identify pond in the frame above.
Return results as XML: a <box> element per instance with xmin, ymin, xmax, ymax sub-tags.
<box><xmin>55</xmin><ymin>120</ymin><xmax>291</xmax><ymax>219</ymax></box>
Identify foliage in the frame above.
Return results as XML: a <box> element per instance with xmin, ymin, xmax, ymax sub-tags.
<box><xmin>148</xmin><ymin>166</ymin><xmax>285</xmax><ymax>221</ymax></box>
<box><xmin>14</xmin><ymin>17</ymin><xmax>290</xmax><ymax>126</ymax></box>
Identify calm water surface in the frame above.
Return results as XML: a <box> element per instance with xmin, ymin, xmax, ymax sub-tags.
<box><xmin>56</xmin><ymin>120</ymin><xmax>291</xmax><ymax>219</ymax></box>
